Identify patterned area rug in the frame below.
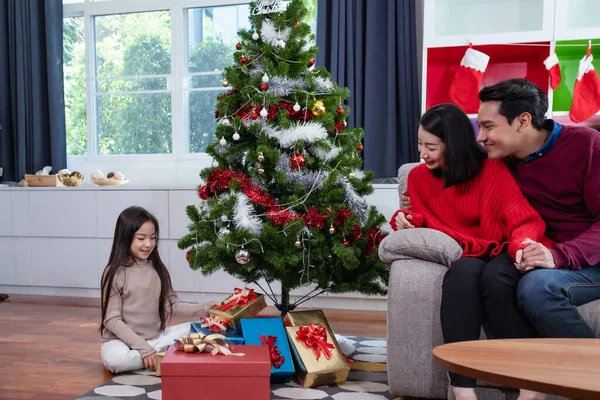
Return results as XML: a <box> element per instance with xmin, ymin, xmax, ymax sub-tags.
<box><xmin>76</xmin><ymin>336</ymin><xmax>392</xmax><ymax>400</ymax></box>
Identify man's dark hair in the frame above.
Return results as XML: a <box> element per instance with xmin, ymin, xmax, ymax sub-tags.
<box><xmin>420</xmin><ymin>103</ymin><xmax>487</xmax><ymax>188</ymax></box>
<box><xmin>478</xmin><ymin>78</ymin><xmax>548</xmax><ymax>130</ymax></box>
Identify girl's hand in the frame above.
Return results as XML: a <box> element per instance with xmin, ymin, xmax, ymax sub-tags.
<box><xmin>204</xmin><ymin>301</ymin><xmax>220</xmax><ymax>313</ymax></box>
<box><xmin>143</xmin><ymin>352</ymin><xmax>157</xmax><ymax>371</ymax></box>
<box><xmin>394</xmin><ymin>212</ymin><xmax>415</xmax><ymax>229</ymax></box>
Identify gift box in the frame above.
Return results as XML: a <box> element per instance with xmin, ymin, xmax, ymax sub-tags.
<box><xmin>240</xmin><ymin>317</ymin><xmax>295</xmax><ymax>383</ymax></box>
<box><xmin>209</xmin><ymin>288</ymin><xmax>267</xmax><ymax>331</ymax></box>
<box><xmin>155</xmin><ymin>348</ymin><xmax>167</xmax><ymax>377</ymax></box>
<box><xmin>161</xmin><ymin>344</ymin><xmax>271</xmax><ymax>400</ymax></box>
<box><xmin>283</xmin><ymin>310</ymin><xmax>343</xmax><ymax>348</ymax></box>
<box><xmin>286</xmin><ymin>323</ymin><xmax>350</xmax><ymax>388</ymax></box>
<box><xmin>191</xmin><ymin>321</ymin><xmax>245</xmax><ymax>345</ymax></box>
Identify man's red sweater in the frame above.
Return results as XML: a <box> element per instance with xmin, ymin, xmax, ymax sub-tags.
<box><xmin>390</xmin><ymin>158</ymin><xmax>552</xmax><ymax>260</ymax></box>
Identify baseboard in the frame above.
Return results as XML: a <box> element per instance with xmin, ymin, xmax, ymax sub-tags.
<box><xmin>0</xmin><ymin>285</ymin><xmax>388</xmax><ymax>313</ymax></box>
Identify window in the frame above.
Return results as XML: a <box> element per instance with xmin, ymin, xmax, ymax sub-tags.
<box><xmin>63</xmin><ymin>0</ymin><xmax>317</xmax><ymax>161</ymax></box>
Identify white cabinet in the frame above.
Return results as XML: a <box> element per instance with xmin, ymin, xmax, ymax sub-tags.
<box><xmin>29</xmin><ymin>191</ymin><xmax>97</xmax><ymax>237</ymax></box>
<box><xmin>0</xmin><ymin>238</ymin><xmax>30</xmax><ymax>285</ymax></box>
<box><xmin>424</xmin><ymin>0</ymin><xmax>555</xmax><ymax>47</ymax></box>
<box><xmin>0</xmin><ymin>191</ymin><xmax>30</xmax><ymax>237</ymax></box>
<box><xmin>554</xmin><ymin>0</ymin><xmax>600</xmax><ymax>40</ymax></box>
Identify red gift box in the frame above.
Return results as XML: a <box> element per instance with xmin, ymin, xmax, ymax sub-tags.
<box><xmin>161</xmin><ymin>344</ymin><xmax>272</xmax><ymax>400</ymax></box>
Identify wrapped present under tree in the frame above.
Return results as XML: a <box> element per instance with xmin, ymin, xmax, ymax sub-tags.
<box><xmin>209</xmin><ymin>287</ymin><xmax>267</xmax><ymax>331</ymax></box>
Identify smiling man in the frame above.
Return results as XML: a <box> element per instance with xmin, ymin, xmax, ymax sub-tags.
<box><xmin>476</xmin><ymin>78</ymin><xmax>600</xmax><ymax>338</ymax></box>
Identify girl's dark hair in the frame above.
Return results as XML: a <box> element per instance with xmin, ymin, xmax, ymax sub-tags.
<box><xmin>100</xmin><ymin>206</ymin><xmax>174</xmax><ymax>335</ymax></box>
<box><xmin>420</xmin><ymin>103</ymin><xmax>487</xmax><ymax>187</ymax></box>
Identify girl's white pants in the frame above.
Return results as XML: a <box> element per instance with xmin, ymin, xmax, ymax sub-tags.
<box><xmin>101</xmin><ymin>321</ymin><xmax>192</xmax><ymax>373</ymax></box>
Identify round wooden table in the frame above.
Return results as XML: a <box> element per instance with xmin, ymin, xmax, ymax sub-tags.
<box><xmin>433</xmin><ymin>339</ymin><xmax>600</xmax><ymax>399</ymax></box>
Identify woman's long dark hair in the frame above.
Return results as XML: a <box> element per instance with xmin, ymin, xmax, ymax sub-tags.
<box><xmin>100</xmin><ymin>206</ymin><xmax>174</xmax><ymax>335</ymax></box>
<box><xmin>419</xmin><ymin>103</ymin><xmax>487</xmax><ymax>187</ymax></box>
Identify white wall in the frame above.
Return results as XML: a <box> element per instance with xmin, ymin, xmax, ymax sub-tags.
<box><xmin>0</xmin><ymin>183</ymin><xmax>399</xmax><ymax>310</ymax></box>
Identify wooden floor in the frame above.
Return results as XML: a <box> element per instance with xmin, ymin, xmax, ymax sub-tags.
<box><xmin>0</xmin><ymin>295</ymin><xmax>387</xmax><ymax>400</ymax></box>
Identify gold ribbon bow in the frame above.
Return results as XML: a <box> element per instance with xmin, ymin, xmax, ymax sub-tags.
<box><xmin>174</xmin><ymin>333</ymin><xmax>245</xmax><ymax>356</ymax></box>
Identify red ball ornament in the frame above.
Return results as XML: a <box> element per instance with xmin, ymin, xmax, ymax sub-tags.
<box><xmin>337</xmin><ymin>106</ymin><xmax>344</xmax><ymax>115</ymax></box>
<box><xmin>236</xmin><ymin>42</ymin><xmax>242</xmax><ymax>50</ymax></box>
<box><xmin>357</xmin><ymin>144</ymin><xmax>364</xmax><ymax>151</ymax></box>
<box><xmin>290</xmin><ymin>152</ymin><xmax>305</xmax><ymax>169</ymax></box>
<box><xmin>260</xmin><ymin>82</ymin><xmax>269</xmax><ymax>91</ymax></box>
<box><xmin>251</xmin><ymin>112</ymin><xmax>259</xmax><ymax>120</ymax></box>
<box><xmin>240</xmin><ymin>56</ymin><xmax>248</xmax><ymax>64</ymax></box>
<box><xmin>307</xmin><ymin>57</ymin><xmax>315</xmax><ymax>67</ymax></box>
<box><xmin>294</xmin><ymin>23</ymin><xmax>300</xmax><ymax>28</ymax></box>
<box><xmin>231</xmin><ymin>87</ymin><xmax>237</xmax><ymax>93</ymax></box>
<box><xmin>335</xmin><ymin>120</ymin><xmax>345</xmax><ymax>132</ymax></box>
<box><xmin>343</xmin><ymin>240</ymin><xmax>350</xmax><ymax>247</ymax></box>
<box><xmin>186</xmin><ymin>250</ymin><xmax>193</xmax><ymax>261</ymax></box>
<box><xmin>198</xmin><ymin>185</ymin><xmax>210</xmax><ymax>200</ymax></box>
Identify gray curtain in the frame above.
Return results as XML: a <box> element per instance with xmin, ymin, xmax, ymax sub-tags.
<box><xmin>0</xmin><ymin>0</ymin><xmax>67</xmax><ymax>182</ymax></box>
<box><xmin>316</xmin><ymin>0</ymin><xmax>420</xmax><ymax>179</ymax></box>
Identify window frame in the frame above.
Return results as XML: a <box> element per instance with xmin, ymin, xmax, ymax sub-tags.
<box><xmin>63</xmin><ymin>0</ymin><xmax>264</xmax><ymax>165</ymax></box>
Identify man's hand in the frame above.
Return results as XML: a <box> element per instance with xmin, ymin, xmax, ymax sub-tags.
<box><xmin>143</xmin><ymin>352</ymin><xmax>157</xmax><ymax>371</ymax></box>
<box><xmin>518</xmin><ymin>238</ymin><xmax>556</xmax><ymax>270</ymax></box>
<box><xmin>401</xmin><ymin>191</ymin><xmax>411</xmax><ymax>210</ymax></box>
<box><xmin>394</xmin><ymin>212</ymin><xmax>415</xmax><ymax>230</ymax></box>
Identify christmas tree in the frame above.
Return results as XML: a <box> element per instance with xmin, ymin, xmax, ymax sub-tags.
<box><xmin>178</xmin><ymin>0</ymin><xmax>389</xmax><ymax>315</ymax></box>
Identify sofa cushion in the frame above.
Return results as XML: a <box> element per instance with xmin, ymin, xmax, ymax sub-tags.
<box><xmin>379</xmin><ymin>228</ymin><xmax>463</xmax><ymax>267</ymax></box>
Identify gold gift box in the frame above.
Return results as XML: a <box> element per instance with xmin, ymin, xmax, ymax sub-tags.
<box><xmin>286</xmin><ymin>324</ymin><xmax>350</xmax><ymax>388</ymax></box>
<box><xmin>283</xmin><ymin>310</ymin><xmax>344</xmax><ymax>349</ymax></box>
<box><xmin>155</xmin><ymin>349</ymin><xmax>166</xmax><ymax>377</ymax></box>
<box><xmin>209</xmin><ymin>292</ymin><xmax>267</xmax><ymax>331</ymax></box>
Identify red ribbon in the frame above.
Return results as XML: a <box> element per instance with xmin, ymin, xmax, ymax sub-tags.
<box><xmin>199</xmin><ymin>316</ymin><xmax>228</xmax><ymax>333</ymax></box>
<box><xmin>260</xmin><ymin>335</ymin><xmax>285</xmax><ymax>369</ymax></box>
<box><xmin>295</xmin><ymin>323</ymin><xmax>335</xmax><ymax>361</ymax></box>
<box><xmin>217</xmin><ymin>287</ymin><xmax>258</xmax><ymax>312</ymax></box>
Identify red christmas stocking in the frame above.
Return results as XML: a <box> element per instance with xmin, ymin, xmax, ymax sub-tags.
<box><xmin>544</xmin><ymin>53</ymin><xmax>561</xmax><ymax>90</ymax></box>
<box><xmin>570</xmin><ymin>54</ymin><xmax>600</xmax><ymax>123</ymax></box>
<box><xmin>449</xmin><ymin>47</ymin><xmax>490</xmax><ymax>112</ymax></box>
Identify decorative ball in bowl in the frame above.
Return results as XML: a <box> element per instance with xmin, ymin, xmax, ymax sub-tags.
<box><xmin>90</xmin><ymin>170</ymin><xmax>129</xmax><ymax>186</ymax></box>
<box><xmin>57</xmin><ymin>169</ymin><xmax>84</xmax><ymax>186</ymax></box>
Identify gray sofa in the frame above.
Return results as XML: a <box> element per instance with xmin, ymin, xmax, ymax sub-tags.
<box><xmin>379</xmin><ymin>162</ymin><xmax>600</xmax><ymax>400</ymax></box>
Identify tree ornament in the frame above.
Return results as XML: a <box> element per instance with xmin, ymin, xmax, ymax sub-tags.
<box><xmin>357</xmin><ymin>144</ymin><xmax>364</xmax><ymax>151</ymax></box>
<box><xmin>262</xmin><ymin>73</ymin><xmax>270</xmax><ymax>83</ymax></box>
<box><xmin>217</xmin><ymin>227</ymin><xmax>231</xmax><ymax>238</ymax></box>
<box><xmin>337</xmin><ymin>106</ymin><xmax>344</xmax><ymax>115</ymax></box>
<box><xmin>349</xmin><ymin>172</ymin><xmax>356</xmax><ymax>179</ymax></box>
<box><xmin>251</xmin><ymin>112</ymin><xmax>259</xmax><ymax>120</ymax></box>
<box><xmin>219</xmin><ymin>137</ymin><xmax>227</xmax><ymax>146</ymax></box>
<box><xmin>311</xmin><ymin>100</ymin><xmax>326</xmax><ymax>116</ymax></box>
<box><xmin>257</xmin><ymin>163</ymin><xmax>264</xmax><ymax>175</ymax></box>
<box><xmin>252</xmin><ymin>32</ymin><xmax>259</xmax><ymax>40</ymax></box>
<box><xmin>236</xmin><ymin>42</ymin><xmax>242</xmax><ymax>50</ymax></box>
<box><xmin>231</xmin><ymin>87</ymin><xmax>238</xmax><ymax>93</ymax></box>
<box><xmin>295</xmin><ymin>239</ymin><xmax>301</xmax><ymax>247</ymax></box>
<box><xmin>344</xmin><ymin>240</ymin><xmax>350</xmax><ymax>247</ymax></box>
<box><xmin>233</xmin><ymin>132</ymin><xmax>240</xmax><ymax>141</ymax></box>
<box><xmin>186</xmin><ymin>250</ymin><xmax>192</xmax><ymax>261</ymax></box>
<box><xmin>260</xmin><ymin>108</ymin><xmax>268</xmax><ymax>118</ymax></box>
<box><xmin>221</xmin><ymin>215</ymin><xmax>229</xmax><ymax>222</ymax></box>
<box><xmin>343</xmin><ymin>120</ymin><xmax>347</xmax><ymax>127</ymax></box>
<box><xmin>235</xmin><ymin>249</ymin><xmax>250</xmax><ymax>264</ymax></box>
<box><xmin>307</xmin><ymin>65</ymin><xmax>315</xmax><ymax>72</ymax></box>
<box><xmin>240</xmin><ymin>55</ymin><xmax>248</xmax><ymax>64</ymax></box>
<box><xmin>260</xmin><ymin>82</ymin><xmax>269</xmax><ymax>91</ymax></box>
<box><xmin>257</xmin><ymin>152</ymin><xmax>265</xmax><ymax>162</ymax></box>
<box><xmin>329</xmin><ymin>224</ymin><xmax>336</xmax><ymax>234</ymax></box>
<box><xmin>293</xmin><ymin>102</ymin><xmax>301</xmax><ymax>112</ymax></box>
<box><xmin>277</xmin><ymin>39</ymin><xmax>286</xmax><ymax>48</ymax></box>
<box><xmin>211</xmin><ymin>160</ymin><xmax>219</xmax><ymax>168</ymax></box>
<box><xmin>294</xmin><ymin>23</ymin><xmax>300</xmax><ymax>28</ymax></box>
<box><xmin>198</xmin><ymin>185</ymin><xmax>210</xmax><ymax>200</ymax></box>
<box><xmin>222</xmin><ymin>79</ymin><xmax>229</xmax><ymax>87</ymax></box>
<box><xmin>307</xmin><ymin>56</ymin><xmax>315</xmax><ymax>67</ymax></box>
<box><xmin>290</xmin><ymin>152</ymin><xmax>305</xmax><ymax>169</ymax></box>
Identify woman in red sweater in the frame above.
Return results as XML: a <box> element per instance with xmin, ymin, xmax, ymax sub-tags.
<box><xmin>390</xmin><ymin>103</ymin><xmax>551</xmax><ymax>400</ymax></box>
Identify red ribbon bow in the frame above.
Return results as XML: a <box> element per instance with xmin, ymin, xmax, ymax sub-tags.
<box><xmin>260</xmin><ymin>335</ymin><xmax>285</xmax><ymax>369</ymax></box>
<box><xmin>295</xmin><ymin>323</ymin><xmax>335</xmax><ymax>361</ymax></box>
<box><xmin>217</xmin><ymin>287</ymin><xmax>258</xmax><ymax>312</ymax></box>
<box><xmin>199</xmin><ymin>316</ymin><xmax>228</xmax><ymax>333</ymax></box>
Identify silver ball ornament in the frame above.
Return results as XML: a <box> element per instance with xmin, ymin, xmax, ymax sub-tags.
<box><xmin>293</xmin><ymin>102</ymin><xmax>301</xmax><ymax>112</ymax></box>
<box><xmin>217</xmin><ymin>227</ymin><xmax>230</xmax><ymax>238</ymax></box>
<box><xmin>233</xmin><ymin>132</ymin><xmax>240</xmax><ymax>141</ymax></box>
<box><xmin>235</xmin><ymin>249</ymin><xmax>250</xmax><ymax>264</ymax></box>
<box><xmin>220</xmin><ymin>215</ymin><xmax>229</xmax><ymax>222</ymax></box>
<box><xmin>262</xmin><ymin>74</ymin><xmax>270</xmax><ymax>83</ymax></box>
<box><xmin>211</xmin><ymin>160</ymin><xmax>219</xmax><ymax>168</ymax></box>
<box><xmin>252</xmin><ymin>32</ymin><xmax>259</xmax><ymax>40</ymax></box>
<box><xmin>260</xmin><ymin>108</ymin><xmax>268</xmax><ymax>118</ymax></box>
<box><xmin>219</xmin><ymin>137</ymin><xmax>227</xmax><ymax>146</ymax></box>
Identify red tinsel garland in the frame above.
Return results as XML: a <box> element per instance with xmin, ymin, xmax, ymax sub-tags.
<box><xmin>235</xmin><ymin>102</ymin><xmax>315</xmax><ymax>122</ymax></box>
<box><xmin>303</xmin><ymin>206</ymin><xmax>326</xmax><ymax>228</ymax></box>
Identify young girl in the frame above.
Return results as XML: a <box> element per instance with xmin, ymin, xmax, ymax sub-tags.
<box><xmin>390</xmin><ymin>103</ymin><xmax>552</xmax><ymax>400</ymax></box>
<box><xmin>100</xmin><ymin>206</ymin><xmax>216</xmax><ymax>373</ymax></box>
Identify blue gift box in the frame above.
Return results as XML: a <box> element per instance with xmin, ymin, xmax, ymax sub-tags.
<box><xmin>190</xmin><ymin>321</ymin><xmax>245</xmax><ymax>345</ymax></box>
<box><xmin>240</xmin><ymin>317</ymin><xmax>296</xmax><ymax>383</ymax></box>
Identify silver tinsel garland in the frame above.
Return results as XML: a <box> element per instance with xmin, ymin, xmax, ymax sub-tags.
<box><xmin>313</xmin><ymin>76</ymin><xmax>334</xmax><ymax>94</ymax></box>
<box><xmin>260</xmin><ymin>21</ymin><xmax>291</xmax><ymax>47</ymax></box>
<box><xmin>338</xmin><ymin>176</ymin><xmax>369</xmax><ymax>225</ymax></box>
<box><xmin>308</xmin><ymin>144</ymin><xmax>342</xmax><ymax>161</ymax></box>
<box><xmin>268</xmin><ymin>76</ymin><xmax>309</xmax><ymax>97</ymax></box>
<box><xmin>263</xmin><ymin>122</ymin><xmax>327</xmax><ymax>148</ymax></box>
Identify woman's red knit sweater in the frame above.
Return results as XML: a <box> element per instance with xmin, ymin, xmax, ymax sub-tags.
<box><xmin>390</xmin><ymin>159</ymin><xmax>552</xmax><ymax>260</ymax></box>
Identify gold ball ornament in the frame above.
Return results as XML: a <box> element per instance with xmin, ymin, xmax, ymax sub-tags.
<box><xmin>257</xmin><ymin>152</ymin><xmax>265</xmax><ymax>162</ymax></box>
<box><xmin>349</xmin><ymin>172</ymin><xmax>356</xmax><ymax>179</ymax></box>
<box><xmin>222</xmin><ymin>79</ymin><xmax>229</xmax><ymax>87</ymax></box>
<box><xmin>295</xmin><ymin>240</ymin><xmax>301</xmax><ymax>247</ymax></box>
<box><xmin>311</xmin><ymin>100</ymin><xmax>326</xmax><ymax>117</ymax></box>
<box><xmin>329</xmin><ymin>226</ymin><xmax>336</xmax><ymax>234</ymax></box>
